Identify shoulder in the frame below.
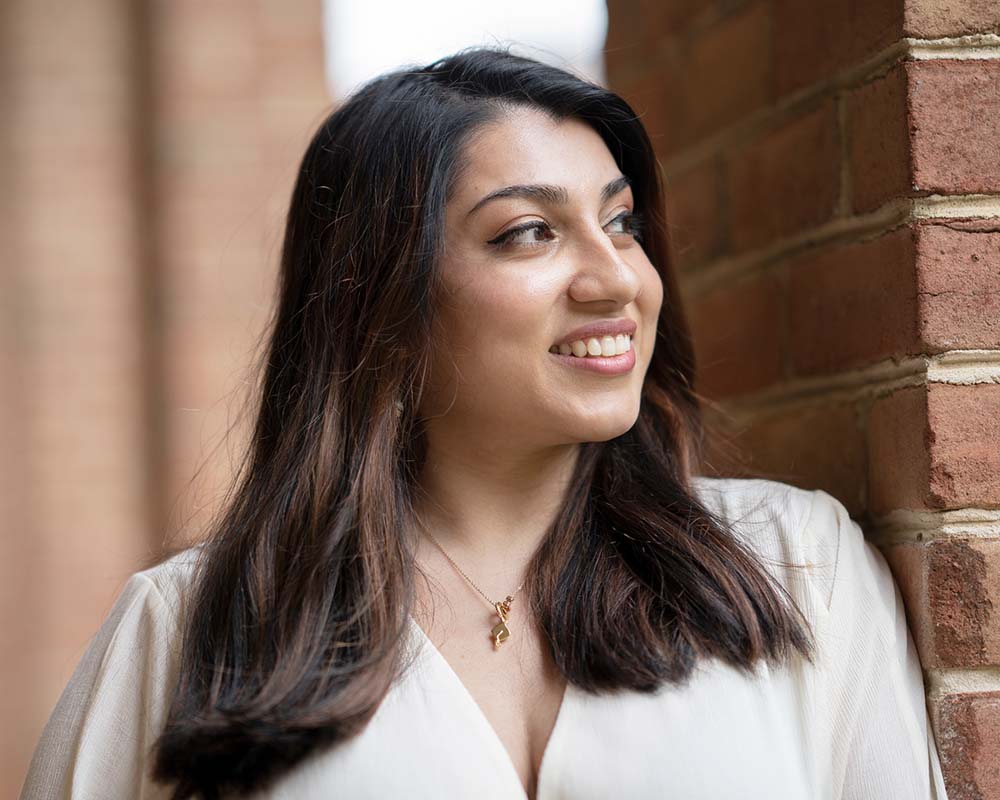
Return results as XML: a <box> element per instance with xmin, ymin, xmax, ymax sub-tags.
<box><xmin>690</xmin><ymin>475</ymin><xmax>815</xmax><ymax>528</ymax></box>
<box><xmin>690</xmin><ymin>475</ymin><xmax>817</xmax><ymax>562</ymax></box>
<box><xmin>132</xmin><ymin>543</ymin><xmax>204</xmax><ymax>618</ymax></box>
<box><xmin>20</xmin><ymin>544</ymin><xmax>205</xmax><ymax>799</ymax></box>
<box><xmin>94</xmin><ymin>544</ymin><xmax>204</xmax><ymax>652</ymax></box>
<box><xmin>694</xmin><ymin>477</ymin><xmax>904</xmax><ymax>627</ymax></box>
<box><xmin>81</xmin><ymin>542</ymin><xmax>204</xmax><ymax>685</ymax></box>
<box><xmin>690</xmin><ymin>476</ymin><xmax>851</xmax><ymax>615</ymax></box>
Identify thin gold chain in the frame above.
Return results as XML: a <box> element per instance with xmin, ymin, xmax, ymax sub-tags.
<box><xmin>423</xmin><ymin>530</ymin><xmax>526</xmax><ymax>609</ymax></box>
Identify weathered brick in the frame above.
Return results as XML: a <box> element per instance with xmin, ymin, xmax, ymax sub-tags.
<box><xmin>868</xmin><ymin>385</ymin><xmax>930</xmax><ymax>515</ymax></box>
<box><xmin>871</xmin><ymin>384</ymin><xmax>1000</xmax><ymax>512</ymax></box>
<box><xmin>772</xmin><ymin>0</ymin><xmax>904</xmax><ymax>99</ymax></box>
<box><xmin>848</xmin><ymin>60</ymin><xmax>1000</xmax><ymax>209</ymax></box>
<box><xmin>904</xmin><ymin>0</ymin><xmax>1000</xmax><ymax>38</ymax></box>
<box><xmin>935</xmin><ymin>691</ymin><xmax>1000</xmax><ymax>799</ymax></box>
<box><xmin>847</xmin><ymin>64</ymin><xmax>911</xmax><ymax>214</ymax></box>
<box><xmin>665</xmin><ymin>157</ymin><xmax>726</xmax><ymax>270</ymax></box>
<box><xmin>727</xmin><ymin>99</ymin><xmax>840</xmax><ymax>253</ymax></box>
<box><xmin>917</xmin><ymin>220</ymin><xmax>1000</xmax><ymax>351</ymax></box>
<box><xmin>910</xmin><ymin>60</ymin><xmax>1000</xmax><ymax>195</ymax></box>
<box><xmin>788</xmin><ymin>226</ymin><xmax>920</xmax><ymax>375</ymax></box>
<box><xmin>929</xmin><ymin>538</ymin><xmax>1000</xmax><ymax>667</ymax></box>
<box><xmin>927</xmin><ymin>384</ymin><xmax>1000</xmax><ymax>509</ymax></box>
<box><xmin>687</xmin><ymin>269</ymin><xmax>786</xmax><ymax>398</ymax></box>
<box><xmin>885</xmin><ymin>538</ymin><xmax>1000</xmax><ymax>668</ymax></box>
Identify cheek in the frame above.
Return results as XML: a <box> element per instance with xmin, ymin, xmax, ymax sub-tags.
<box><xmin>447</xmin><ymin>269</ymin><xmax>561</xmax><ymax>353</ymax></box>
<box><xmin>645</xmin><ymin>268</ymin><xmax>665</xmax><ymax>319</ymax></box>
<box><xmin>637</xmin><ymin>260</ymin><xmax>664</xmax><ymax>352</ymax></box>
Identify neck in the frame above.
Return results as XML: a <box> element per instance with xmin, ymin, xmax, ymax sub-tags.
<box><xmin>411</xmin><ymin>435</ymin><xmax>581</xmax><ymax>593</ymax></box>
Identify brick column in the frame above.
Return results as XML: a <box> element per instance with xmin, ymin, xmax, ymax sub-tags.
<box><xmin>1</xmin><ymin>1</ymin><xmax>151</xmax><ymax>792</ymax></box>
<box><xmin>3</xmin><ymin>1</ymin><xmax>328</xmax><ymax>794</ymax></box>
<box><xmin>606</xmin><ymin>2</ymin><xmax>1000</xmax><ymax>796</ymax></box>
<box><xmin>148</xmin><ymin>0</ymin><xmax>328</xmax><ymax>542</ymax></box>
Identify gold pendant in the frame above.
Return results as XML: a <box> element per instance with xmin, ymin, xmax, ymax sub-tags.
<box><xmin>490</xmin><ymin>596</ymin><xmax>513</xmax><ymax>649</ymax></box>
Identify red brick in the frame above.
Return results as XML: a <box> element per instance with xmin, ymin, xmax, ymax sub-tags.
<box><xmin>605</xmin><ymin>0</ymin><xmax>704</xmax><ymax>87</ymax></box>
<box><xmin>613</xmin><ymin>47</ymin><xmax>687</xmax><ymax>157</ymax></box>
<box><xmin>935</xmin><ymin>691</ymin><xmax>1000</xmax><ymax>799</ymax></box>
<box><xmin>910</xmin><ymin>60</ymin><xmax>1000</xmax><ymax>195</ymax></box>
<box><xmin>929</xmin><ymin>538</ymin><xmax>1000</xmax><ymax>667</ymax></box>
<box><xmin>637</xmin><ymin>0</ymin><xmax>709</xmax><ymax>40</ymax></box>
<box><xmin>886</xmin><ymin>538</ymin><xmax>1000</xmax><ymax>668</ymax></box>
<box><xmin>905</xmin><ymin>0</ymin><xmax>1000</xmax><ymax>37</ymax></box>
<box><xmin>849</xmin><ymin>61</ymin><xmax>1000</xmax><ymax>209</ymax></box>
<box><xmin>728</xmin><ymin>99</ymin><xmax>840</xmax><ymax>252</ymax></box>
<box><xmin>868</xmin><ymin>385</ymin><xmax>931</xmax><ymax>515</ymax></box>
<box><xmin>687</xmin><ymin>269</ymin><xmax>786</xmax><ymax>399</ymax></box>
<box><xmin>703</xmin><ymin>401</ymin><xmax>867</xmax><ymax>515</ymax></box>
<box><xmin>788</xmin><ymin>226</ymin><xmax>920</xmax><ymax>375</ymax></box>
<box><xmin>870</xmin><ymin>384</ymin><xmax>1000</xmax><ymax>512</ymax></box>
<box><xmin>927</xmin><ymin>384</ymin><xmax>1000</xmax><ymax>509</ymax></box>
<box><xmin>605</xmin><ymin>0</ymin><xmax>655</xmax><ymax>84</ymax></box>
<box><xmin>880</xmin><ymin>541</ymin><xmax>931</xmax><ymax>658</ymax></box>
<box><xmin>772</xmin><ymin>0</ymin><xmax>904</xmax><ymax>99</ymax></box>
<box><xmin>682</xmin><ymin>2</ymin><xmax>772</xmax><ymax>142</ymax></box>
<box><xmin>847</xmin><ymin>65</ymin><xmax>911</xmax><ymax>213</ymax></box>
<box><xmin>665</xmin><ymin>157</ymin><xmax>726</xmax><ymax>270</ymax></box>
<box><xmin>917</xmin><ymin>220</ymin><xmax>1000</xmax><ymax>351</ymax></box>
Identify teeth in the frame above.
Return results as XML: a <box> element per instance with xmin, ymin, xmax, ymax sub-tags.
<box><xmin>549</xmin><ymin>333</ymin><xmax>632</xmax><ymax>358</ymax></box>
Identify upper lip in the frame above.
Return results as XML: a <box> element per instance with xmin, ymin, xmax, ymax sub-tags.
<box><xmin>552</xmin><ymin>318</ymin><xmax>638</xmax><ymax>347</ymax></box>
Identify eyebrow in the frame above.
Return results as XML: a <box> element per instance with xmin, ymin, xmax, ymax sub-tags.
<box><xmin>465</xmin><ymin>174</ymin><xmax>632</xmax><ymax>218</ymax></box>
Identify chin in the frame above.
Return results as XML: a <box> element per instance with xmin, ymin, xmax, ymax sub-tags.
<box><xmin>565</xmin><ymin>409</ymin><xmax>640</xmax><ymax>443</ymax></box>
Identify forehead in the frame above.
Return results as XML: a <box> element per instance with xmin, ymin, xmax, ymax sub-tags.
<box><xmin>452</xmin><ymin>108</ymin><xmax>622</xmax><ymax>204</ymax></box>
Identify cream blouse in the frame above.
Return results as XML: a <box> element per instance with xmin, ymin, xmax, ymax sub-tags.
<box><xmin>21</xmin><ymin>477</ymin><xmax>949</xmax><ymax>799</ymax></box>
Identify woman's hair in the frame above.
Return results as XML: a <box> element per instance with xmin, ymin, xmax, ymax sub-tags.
<box><xmin>150</xmin><ymin>45</ymin><xmax>816</xmax><ymax>799</ymax></box>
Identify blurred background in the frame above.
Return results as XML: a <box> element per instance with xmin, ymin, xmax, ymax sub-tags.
<box><xmin>4</xmin><ymin>0</ymin><xmax>999</xmax><ymax>795</ymax></box>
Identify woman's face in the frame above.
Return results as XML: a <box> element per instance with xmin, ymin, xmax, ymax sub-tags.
<box><xmin>420</xmin><ymin>106</ymin><xmax>664</xmax><ymax>449</ymax></box>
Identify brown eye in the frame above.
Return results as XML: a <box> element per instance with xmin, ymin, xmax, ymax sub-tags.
<box><xmin>487</xmin><ymin>221</ymin><xmax>555</xmax><ymax>249</ymax></box>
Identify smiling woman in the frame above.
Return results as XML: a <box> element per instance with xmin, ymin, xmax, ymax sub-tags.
<box><xmin>20</xmin><ymin>46</ymin><xmax>947</xmax><ymax>800</ymax></box>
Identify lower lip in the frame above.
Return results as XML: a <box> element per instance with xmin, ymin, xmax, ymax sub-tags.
<box><xmin>548</xmin><ymin>346</ymin><xmax>636</xmax><ymax>375</ymax></box>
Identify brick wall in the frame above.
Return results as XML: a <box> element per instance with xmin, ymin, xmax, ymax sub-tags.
<box><xmin>605</xmin><ymin>1</ymin><xmax>1000</xmax><ymax>796</ymax></box>
<box><xmin>1</xmin><ymin>1</ymin><xmax>328</xmax><ymax>794</ymax></box>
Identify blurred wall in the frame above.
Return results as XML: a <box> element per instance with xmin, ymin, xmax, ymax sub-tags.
<box><xmin>2</xmin><ymin>0</ymin><xmax>329</xmax><ymax>793</ymax></box>
<box><xmin>604</xmin><ymin>1</ymin><xmax>1000</xmax><ymax>796</ymax></box>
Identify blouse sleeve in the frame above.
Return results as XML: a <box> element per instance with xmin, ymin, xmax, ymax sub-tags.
<box><xmin>20</xmin><ymin>569</ymin><xmax>183</xmax><ymax>800</ymax></box>
<box><xmin>806</xmin><ymin>490</ymin><xmax>949</xmax><ymax>800</ymax></box>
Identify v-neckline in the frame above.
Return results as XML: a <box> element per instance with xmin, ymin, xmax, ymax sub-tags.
<box><xmin>407</xmin><ymin>614</ymin><xmax>571</xmax><ymax>800</ymax></box>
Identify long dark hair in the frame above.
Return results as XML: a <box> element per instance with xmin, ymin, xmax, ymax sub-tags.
<box><xmin>150</xmin><ymin>46</ymin><xmax>816</xmax><ymax>799</ymax></box>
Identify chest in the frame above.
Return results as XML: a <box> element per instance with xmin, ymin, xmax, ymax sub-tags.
<box><xmin>250</xmin><ymin>624</ymin><xmax>824</xmax><ymax>800</ymax></box>
<box><xmin>414</xmin><ymin>611</ymin><xmax>568</xmax><ymax>800</ymax></box>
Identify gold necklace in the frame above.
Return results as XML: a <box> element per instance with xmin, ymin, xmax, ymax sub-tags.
<box><xmin>424</xmin><ymin>531</ymin><xmax>527</xmax><ymax>649</ymax></box>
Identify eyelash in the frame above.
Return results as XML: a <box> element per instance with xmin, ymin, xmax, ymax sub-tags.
<box><xmin>486</xmin><ymin>210</ymin><xmax>646</xmax><ymax>250</ymax></box>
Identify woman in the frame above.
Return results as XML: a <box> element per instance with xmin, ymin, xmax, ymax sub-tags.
<box><xmin>21</xmin><ymin>47</ymin><xmax>948</xmax><ymax>800</ymax></box>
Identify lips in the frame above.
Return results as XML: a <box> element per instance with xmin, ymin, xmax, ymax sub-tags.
<box><xmin>552</xmin><ymin>318</ymin><xmax>638</xmax><ymax>348</ymax></box>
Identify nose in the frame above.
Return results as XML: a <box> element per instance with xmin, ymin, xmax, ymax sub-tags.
<box><xmin>566</xmin><ymin>224</ymin><xmax>643</xmax><ymax>306</ymax></box>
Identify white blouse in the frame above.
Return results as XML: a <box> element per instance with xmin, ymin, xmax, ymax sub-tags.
<box><xmin>21</xmin><ymin>477</ymin><xmax>950</xmax><ymax>799</ymax></box>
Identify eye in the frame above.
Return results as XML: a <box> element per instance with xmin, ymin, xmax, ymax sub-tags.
<box><xmin>486</xmin><ymin>221</ymin><xmax>555</xmax><ymax>249</ymax></box>
<box><xmin>605</xmin><ymin>210</ymin><xmax>645</xmax><ymax>242</ymax></box>
<box><xmin>485</xmin><ymin>210</ymin><xmax>645</xmax><ymax>251</ymax></box>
